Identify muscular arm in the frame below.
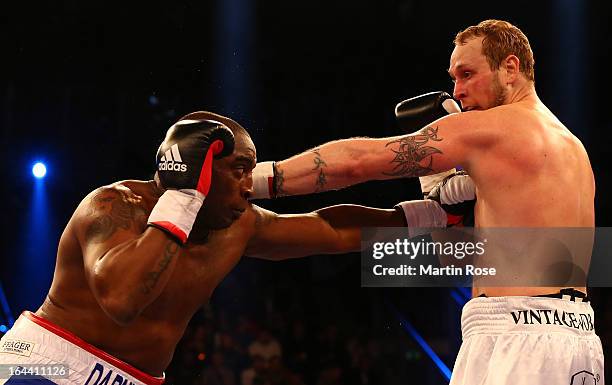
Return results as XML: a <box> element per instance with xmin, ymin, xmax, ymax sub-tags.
<box><xmin>272</xmin><ymin>112</ymin><xmax>496</xmax><ymax>196</ymax></box>
<box><xmin>245</xmin><ymin>204</ymin><xmax>406</xmax><ymax>260</ymax></box>
<box><xmin>74</xmin><ymin>187</ymin><xmax>181</xmax><ymax>326</ymax></box>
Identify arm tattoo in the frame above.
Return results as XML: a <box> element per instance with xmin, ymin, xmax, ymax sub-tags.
<box><xmin>312</xmin><ymin>148</ymin><xmax>328</xmax><ymax>191</ymax></box>
<box><xmin>312</xmin><ymin>148</ymin><xmax>327</xmax><ymax>170</ymax></box>
<box><xmin>85</xmin><ymin>189</ymin><xmax>139</xmax><ymax>243</ymax></box>
<box><xmin>384</xmin><ymin>126</ymin><xmax>443</xmax><ymax>177</ymax></box>
<box><xmin>273</xmin><ymin>163</ymin><xmax>288</xmax><ymax>197</ymax></box>
<box><xmin>141</xmin><ymin>241</ymin><xmax>180</xmax><ymax>294</ymax></box>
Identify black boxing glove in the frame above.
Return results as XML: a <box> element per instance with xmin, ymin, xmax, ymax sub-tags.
<box><xmin>395</xmin><ymin>91</ymin><xmax>461</xmax><ymax>132</ymax></box>
<box><xmin>394</xmin><ymin>91</ymin><xmax>462</xmax><ymax>196</ymax></box>
<box><xmin>426</xmin><ymin>171</ymin><xmax>476</xmax><ymax>226</ymax></box>
<box><xmin>148</xmin><ymin>119</ymin><xmax>235</xmax><ymax>243</ymax></box>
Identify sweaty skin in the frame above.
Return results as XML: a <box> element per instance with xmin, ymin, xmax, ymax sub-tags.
<box><xmin>447</xmin><ymin>37</ymin><xmax>593</xmax><ymax>296</ymax></box>
<box><xmin>270</xmin><ymin>36</ymin><xmax>595</xmax><ymax>297</ymax></box>
<box><xmin>36</xmin><ymin>131</ymin><xmax>404</xmax><ymax>376</ymax></box>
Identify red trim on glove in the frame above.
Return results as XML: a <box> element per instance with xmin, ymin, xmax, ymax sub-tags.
<box><xmin>446</xmin><ymin>213</ymin><xmax>463</xmax><ymax>226</ymax></box>
<box><xmin>150</xmin><ymin>221</ymin><xmax>187</xmax><ymax>244</ymax></box>
<box><xmin>197</xmin><ymin>140</ymin><xmax>224</xmax><ymax>195</ymax></box>
<box><xmin>267</xmin><ymin>176</ymin><xmax>275</xmax><ymax>198</ymax></box>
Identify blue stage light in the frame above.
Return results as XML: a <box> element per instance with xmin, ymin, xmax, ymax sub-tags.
<box><xmin>32</xmin><ymin>162</ymin><xmax>47</xmax><ymax>179</ymax></box>
<box><xmin>386</xmin><ymin>300</ymin><xmax>452</xmax><ymax>381</ymax></box>
<box><xmin>0</xmin><ymin>325</ymin><xmax>7</xmax><ymax>333</ymax></box>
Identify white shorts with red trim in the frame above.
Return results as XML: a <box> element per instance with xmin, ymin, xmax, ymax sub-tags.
<box><xmin>450</xmin><ymin>296</ymin><xmax>605</xmax><ymax>385</ymax></box>
<box><xmin>0</xmin><ymin>311</ymin><xmax>164</xmax><ymax>385</ymax></box>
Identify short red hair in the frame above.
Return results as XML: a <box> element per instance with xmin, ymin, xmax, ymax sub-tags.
<box><xmin>455</xmin><ymin>19</ymin><xmax>535</xmax><ymax>82</ymax></box>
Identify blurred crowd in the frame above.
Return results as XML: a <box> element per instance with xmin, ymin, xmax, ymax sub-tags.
<box><xmin>166</xmin><ymin>305</ymin><xmax>409</xmax><ymax>385</ymax></box>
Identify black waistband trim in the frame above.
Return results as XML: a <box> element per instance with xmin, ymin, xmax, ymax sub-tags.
<box><xmin>478</xmin><ymin>288</ymin><xmax>589</xmax><ymax>302</ymax></box>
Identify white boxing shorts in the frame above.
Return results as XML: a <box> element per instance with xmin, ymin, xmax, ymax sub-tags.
<box><xmin>450</xmin><ymin>296</ymin><xmax>604</xmax><ymax>385</ymax></box>
<box><xmin>0</xmin><ymin>311</ymin><xmax>164</xmax><ymax>385</ymax></box>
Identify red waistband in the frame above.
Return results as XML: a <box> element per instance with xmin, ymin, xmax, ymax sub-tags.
<box><xmin>22</xmin><ymin>311</ymin><xmax>164</xmax><ymax>385</ymax></box>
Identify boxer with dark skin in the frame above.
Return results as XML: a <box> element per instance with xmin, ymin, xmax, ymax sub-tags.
<box><xmin>34</xmin><ymin>111</ymin><xmax>407</xmax><ymax>377</ymax></box>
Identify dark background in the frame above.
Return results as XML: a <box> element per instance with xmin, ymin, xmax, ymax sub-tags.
<box><xmin>1</xmin><ymin>1</ymin><xmax>610</xmax><ymax>384</ymax></box>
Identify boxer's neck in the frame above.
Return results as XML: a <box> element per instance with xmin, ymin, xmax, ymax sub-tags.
<box><xmin>505</xmin><ymin>81</ymin><xmax>537</xmax><ymax>106</ymax></box>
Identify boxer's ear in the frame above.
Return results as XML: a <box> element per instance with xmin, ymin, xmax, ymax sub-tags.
<box><xmin>502</xmin><ymin>54</ymin><xmax>520</xmax><ymax>83</ymax></box>
<box><xmin>153</xmin><ymin>172</ymin><xmax>164</xmax><ymax>190</ymax></box>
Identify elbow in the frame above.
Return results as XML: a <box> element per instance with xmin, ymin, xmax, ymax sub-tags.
<box><xmin>93</xmin><ymin>275</ymin><xmax>140</xmax><ymax>326</ymax></box>
<box><xmin>335</xmin><ymin>151</ymin><xmax>377</xmax><ymax>184</ymax></box>
<box><xmin>340</xmin><ymin>164</ymin><xmax>366</xmax><ymax>182</ymax></box>
<box><xmin>332</xmin><ymin>232</ymin><xmax>361</xmax><ymax>254</ymax></box>
<box><xmin>90</xmin><ymin>257</ymin><xmax>143</xmax><ymax>326</ymax></box>
<box><xmin>99</xmin><ymin>295</ymin><xmax>140</xmax><ymax>327</ymax></box>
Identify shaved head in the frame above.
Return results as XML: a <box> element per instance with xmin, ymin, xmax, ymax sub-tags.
<box><xmin>177</xmin><ymin>111</ymin><xmax>250</xmax><ymax>138</ymax></box>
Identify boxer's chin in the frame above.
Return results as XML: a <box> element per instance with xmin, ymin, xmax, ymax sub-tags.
<box><xmin>188</xmin><ymin>214</ymin><xmax>234</xmax><ymax>242</ymax></box>
<box><xmin>193</xmin><ymin>207</ymin><xmax>236</xmax><ymax>231</ymax></box>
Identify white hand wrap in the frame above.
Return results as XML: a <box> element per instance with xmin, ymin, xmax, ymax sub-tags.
<box><xmin>419</xmin><ymin>169</ymin><xmax>456</xmax><ymax>196</ymax></box>
<box><xmin>395</xmin><ymin>200</ymin><xmax>447</xmax><ymax>238</ymax></box>
<box><xmin>147</xmin><ymin>189</ymin><xmax>205</xmax><ymax>244</ymax></box>
<box><xmin>418</xmin><ymin>98</ymin><xmax>461</xmax><ymax>195</ymax></box>
<box><xmin>250</xmin><ymin>161</ymin><xmax>275</xmax><ymax>199</ymax></box>
<box><xmin>439</xmin><ymin>173</ymin><xmax>476</xmax><ymax>204</ymax></box>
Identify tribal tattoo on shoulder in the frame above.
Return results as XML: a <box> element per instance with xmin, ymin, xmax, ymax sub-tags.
<box><xmin>311</xmin><ymin>148</ymin><xmax>328</xmax><ymax>191</ymax></box>
<box><xmin>85</xmin><ymin>189</ymin><xmax>141</xmax><ymax>243</ymax></box>
<box><xmin>384</xmin><ymin>126</ymin><xmax>443</xmax><ymax>177</ymax></box>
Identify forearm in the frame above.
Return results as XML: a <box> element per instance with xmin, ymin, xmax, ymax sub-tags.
<box><xmin>313</xmin><ymin>205</ymin><xmax>405</xmax><ymax>253</ymax></box>
<box><xmin>273</xmin><ymin>201</ymin><xmax>449</xmax><ymax>259</ymax></box>
<box><xmin>247</xmin><ymin>204</ymin><xmax>404</xmax><ymax>261</ymax></box>
<box><xmin>257</xmin><ymin>127</ymin><xmax>461</xmax><ymax>199</ymax></box>
<box><xmin>90</xmin><ymin>228</ymin><xmax>180</xmax><ymax>324</ymax></box>
<box><xmin>315</xmin><ymin>204</ymin><xmax>404</xmax><ymax>230</ymax></box>
<box><xmin>247</xmin><ymin>198</ymin><xmax>453</xmax><ymax>262</ymax></box>
<box><xmin>274</xmin><ymin>138</ymin><xmax>388</xmax><ymax>196</ymax></box>
<box><xmin>315</xmin><ymin>201</ymin><xmax>450</xmax><ymax>251</ymax></box>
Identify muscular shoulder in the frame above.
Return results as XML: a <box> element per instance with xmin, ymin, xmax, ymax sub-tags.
<box><xmin>425</xmin><ymin>108</ymin><xmax>504</xmax><ymax>163</ymax></box>
<box><xmin>455</xmin><ymin>104</ymin><xmax>545</xmax><ymax>144</ymax></box>
<box><xmin>240</xmin><ymin>204</ymin><xmax>278</xmax><ymax>233</ymax></box>
<box><xmin>73</xmin><ymin>182</ymin><xmax>150</xmax><ymax>244</ymax></box>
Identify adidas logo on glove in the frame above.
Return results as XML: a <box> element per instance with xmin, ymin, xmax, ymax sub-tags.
<box><xmin>158</xmin><ymin>143</ymin><xmax>188</xmax><ymax>172</ymax></box>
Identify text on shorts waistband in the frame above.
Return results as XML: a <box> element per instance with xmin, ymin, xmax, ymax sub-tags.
<box><xmin>23</xmin><ymin>311</ymin><xmax>164</xmax><ymax>385</ymax></box>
